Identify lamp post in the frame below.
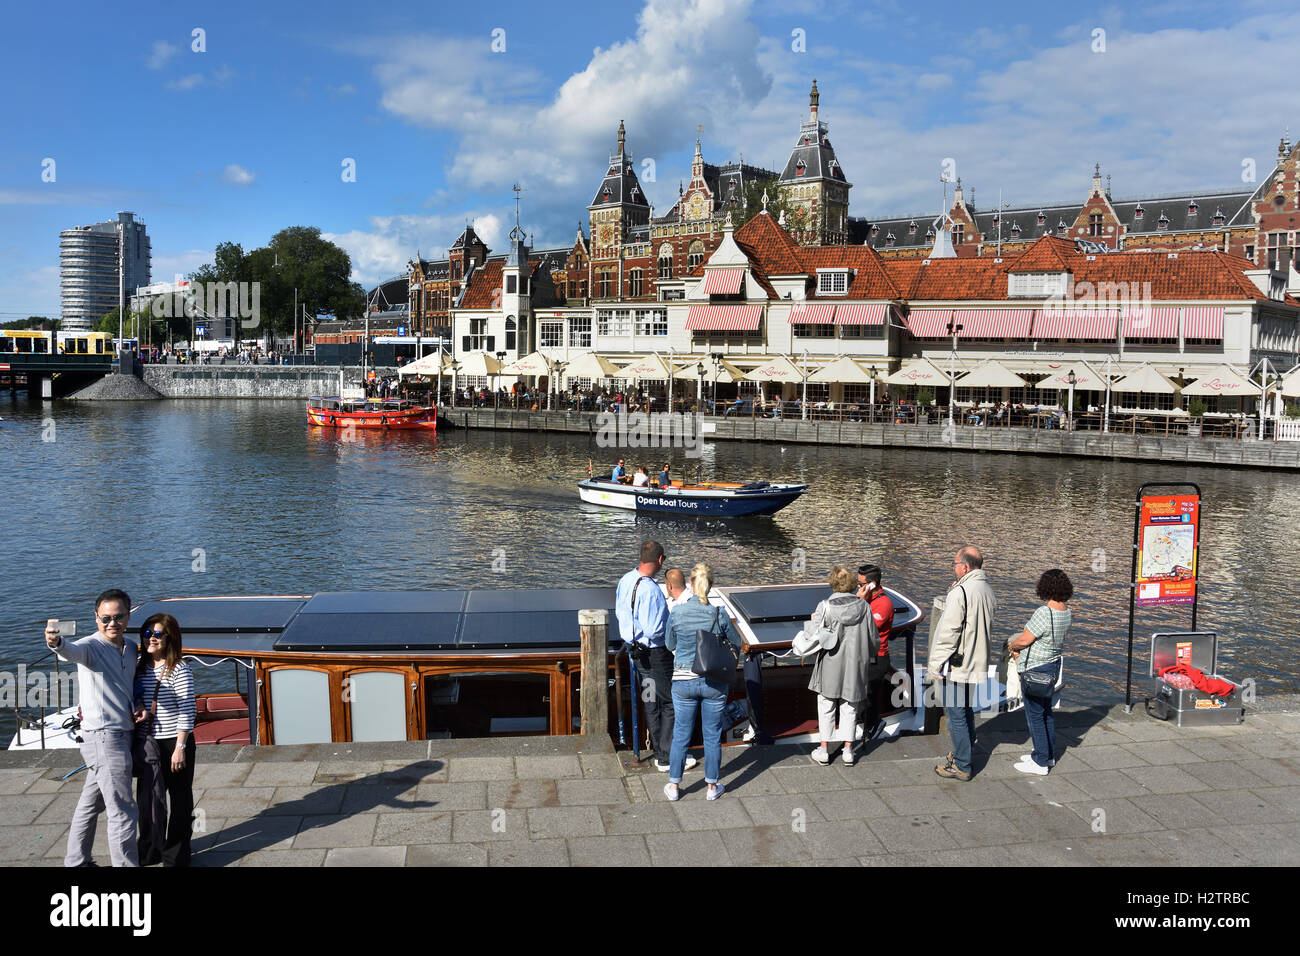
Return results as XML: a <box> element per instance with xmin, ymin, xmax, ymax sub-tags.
<box><xmin>1103</xmin><ymin>355</ymin><xmax>1113</xmax><ymax>433</ymax></box>
<box><xmin>696</xmin><ymin>361</ymin><xmax>705</xmax><ymax>411</ymax></box>
<box><xmin>495</xmin><ymin>350</ymin><xmax>506</xmax><ymax>408</ymax></box>
<box><xmin>550</xmin><ymin>358</ymin><xmax>567</xmax><ymax>410</ymax></box>
<box><xmin>435</xmin><ymin>346</ymin><xmax>444</xmax><ymax>410</ymax></box>
<box><xmin>667</xmin><ymin>347</ymin><xmax>674</xmax><ymax>414</ymax></box>
<box><xmin>710</xmin><ymin>352</ymin><xmax>722</xmax><ymax>415</ymax></box>
<box><xmin>869</xmin><ymin>364</ymin><xmax>878</xmax><ymax>423</ymax></box>
<box><xmin>801</xmin><ymin>349</ymin><xmax>809</xmax><ymax>421</ymax></box>
<box><xmin>448</xmin><ymin>359</ymin><xmax>460</xmax><ymax>408</ymax></box>
<box><xmin>946</xmin><ymin>316</ymin><xmax>964</xmax><ymax>427</ymax></box>
<box><xmin>1067</xmin><ymin>369</ymin><xmax>1077</xmax><ymax>431</ymax></box>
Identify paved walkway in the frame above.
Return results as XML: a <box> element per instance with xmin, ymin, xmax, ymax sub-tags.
<box><xmin>2</xmin><ymin>705</ymin><xmax>1297</xmax><ymax>866</ymax></box>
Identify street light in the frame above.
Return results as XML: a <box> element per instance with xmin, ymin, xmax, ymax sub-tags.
<box><xmin>946</xmin><ymin>317</ymin><xmax>964</xmax><ymax>427</ymax></box>
<box><xmin>696</xmin><ymin>361</ymin><xmax>705</xmax><ymax>410</ymax></box>
<box><xmin>550</xmin><ymin>357</ymin><xmax>567</xmax><ymax>410</ymax></box>
<box><xmin>1067</xmin><ymin>369</ymin><xmax>1077</xmax><ymax>431</ymax></box>
<box><xmin>495</xmin><ymin>350</ymin><xmax>507</xmax><ymax>408</ymax></box>
<box><xmin>710</xmin><ymin>352</ymin><xmax>723</xmax><ymax>415</ymax></box>
<box><xmin>1103</xmin><ymin>355</ymin><xmax>1113</xmax><ymax>433</ymax></box>
<box><xmin>448</xmin><ymin>359</ymin><xmax>461</xmax><ymax>408</ymax></box>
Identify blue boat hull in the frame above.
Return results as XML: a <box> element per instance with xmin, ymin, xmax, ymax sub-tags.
<box><xmin>577</xmin><ymin>479</ymin><xmax>807</xmax><ymax>517</ymax></box>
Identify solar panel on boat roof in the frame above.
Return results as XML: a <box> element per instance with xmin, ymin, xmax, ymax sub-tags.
<box><xmin>132</xmin><ymin>597</ymin><xmax>307</xmax><ymax>631</ymax></box>
<box><xmin>724</xmin><ymin>585</ymin><xmax>829</xmax><ymax>624</ymax></box>
<box><xmin>275</xmin><ymin>612</ymin><xmax>462</xmax><ymax>652</ymax></box>
<box><xmin>299</xmin><ymin>591</ymin><xmax>467</xmax><ymax>614</ymax></box>
<box><xmin>462</xmin><ymin>587</ymin><xmax>616</xmax><ymax>613</ymax></box>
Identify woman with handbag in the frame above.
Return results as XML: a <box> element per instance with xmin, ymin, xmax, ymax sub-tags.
<box><xmin>133</xmin><ymin>613</ymin><xmax>197</xmax><ymax>866</ymax></box>
<box><xmin>1008</xmin><ymin>569</ymin><xmax>1072</xmax><ymax>775</ymax></box>
<box><xmin>808</xmin><ymin>565</ymin><xmax>878</xmax><ymax>767</ymax></box>
<box><xmin>663</xmin><ymin>564</ymin><xmax>738</xmax><ymax>802</ymax></box>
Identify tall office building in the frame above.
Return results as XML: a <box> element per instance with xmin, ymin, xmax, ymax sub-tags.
<box><xmin>60</xmin><ymin>211</ymin><xmax>151</xmax><ymax>331</ymax></box>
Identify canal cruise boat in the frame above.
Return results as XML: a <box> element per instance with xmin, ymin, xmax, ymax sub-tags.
<box><xmin>577</xmin><ymin>477</ymin><xmax>808</xmax><ymax>517</ymax></box>
<box><xmin>307</xmin><ymin>396</ymin><xmax>438</xmax><ymax>431</ymax></box>
<box><xmin>9</xmin><ymin>583</ymin><xmax>1042</xmax><ymax>752</ymax></box>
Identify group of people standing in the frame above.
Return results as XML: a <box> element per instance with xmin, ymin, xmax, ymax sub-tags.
<box><xmin>44</xmin><ymin>590</ymin><xmax>197</xmax><ymax>867</ymax></box>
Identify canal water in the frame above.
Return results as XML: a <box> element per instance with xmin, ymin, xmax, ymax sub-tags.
<box><xmin>2</xmin><ymin>395</ymin><xmax>1295</xmax><ymax>742</ymax></box>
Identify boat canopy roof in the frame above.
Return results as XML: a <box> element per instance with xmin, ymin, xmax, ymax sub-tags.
<box><xmin>133</xmin><ymin>588</ymin><xmax>620</xmax><ymax>656</ymax></box>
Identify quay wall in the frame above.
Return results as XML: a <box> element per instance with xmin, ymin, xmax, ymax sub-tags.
<box><xmin>445</xmin><ymin>407</ymin><xmax>1300</xmax><ymax>471</ymax></box>
<box><xmin>143</xmin><ymin>365</ymin><xmax>399</xmax><ymax>399</ymax></box>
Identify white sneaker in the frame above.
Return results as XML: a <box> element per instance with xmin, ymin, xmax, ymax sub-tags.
<box><xmin>1018</xmin><ymin>753</ymin><xmax>1056</xmax><ymax>768</ymax></box>
<box><xmin>809</xmin><ymin>747</ymin><xmax>831</xmax><ymax>766</ymax></box>
<box><xmin>663</xmin><ymin>783</ymin><xmax>681</xmax><ymax>801</ymax></box>
<box><xmin>1014</xmin><ymin>759</ymin><xmax>1049</xmax><ymax>775</ymax></box>
<box><xmin>706</xmin><ymin>782</ymin><xmax>726</xmax><ymax>801</ymax></box>
<box><xmin>841</xmin><ymin>747</ymin><xmax>856</xmax><ymax>767</ymax></box>
<box><xmin>655</xmin><ymin>756</ymin><xmax>698</xmax><ymax>772</ymax></box>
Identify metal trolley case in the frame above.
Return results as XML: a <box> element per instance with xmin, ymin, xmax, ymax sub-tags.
<box><xmin>1147</xmin><ymin>631</ymin><xmax>1244</xmax><ymax>726</ymax></box>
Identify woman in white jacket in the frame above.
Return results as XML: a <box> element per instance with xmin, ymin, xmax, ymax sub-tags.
<box><xmin>807</xmin><ymin>566</ymin><xmax>879</xmax><ymax>767</ymax></box>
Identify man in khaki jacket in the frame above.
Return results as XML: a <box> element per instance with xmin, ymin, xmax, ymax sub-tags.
<box><xmin>928</xmin><ymin>546</ymin><xmax>997</xmax><ymax>781</ymax></box>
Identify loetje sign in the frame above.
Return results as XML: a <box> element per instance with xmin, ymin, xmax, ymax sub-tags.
<box><xmin>1135</xmin><ymin>494</ymin><xmax>1200</xmax><ymax>606</ymax></box>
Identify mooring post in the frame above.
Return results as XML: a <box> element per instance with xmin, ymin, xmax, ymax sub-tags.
<box><xmin>578</xmin><ymin>609</ymin><xmax>610</xmax><ymax>739</ymax></box>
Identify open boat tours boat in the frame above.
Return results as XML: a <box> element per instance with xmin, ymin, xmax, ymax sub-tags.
<box><xmin>307</xmin><ymin>396</ymin><xmax>438</xmax><ymax>431</ymax></box>
<box><xmin>577</xmin><ymin>477</ymin><xmax>808</xmax><ymax>517</ymax></box>
<box><xmin>9</xmin><ymin>583</ymin><xmax>1047</xmax><ymax>752</ymax></box>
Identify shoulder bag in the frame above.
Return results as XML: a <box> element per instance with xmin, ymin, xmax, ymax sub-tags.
<box><xmin>1020</xmin><ymin>610</ymin><xmax>1060</xmax><ymax>697</ymax></box>
<box><xmin>692</xmin><ymin>606</ymin><xmax>739</xmax><ymax>683</ymax></box>
<box><xmin>131</xmin><ymin>667</ymin><xmax>163</xmax><ymax>778</ymax></box>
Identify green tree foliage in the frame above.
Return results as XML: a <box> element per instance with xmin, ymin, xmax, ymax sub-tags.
<box><xmin>740</xmin><ymin>178</ymin><xmax>795</xmax><ymax>229</ymax></box>
<box><xmin>190</xmin><ymin>228</ymin><xmax>365</xmax><ymax>348</ymax></box>
<box><xmin>1</xmin><ymin>315</ymin><xmax>59</xmax><ymax>330</ymax></box>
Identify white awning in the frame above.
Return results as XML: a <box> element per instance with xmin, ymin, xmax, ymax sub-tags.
<box><xmin>1180</xmin><ymin>365</ymin><xmax>1258</xmax><ymax>396</ymax></box>
<box><xmin>955</xmin><ymin>361</ymin><xmax>1028</xmax><ymax>389</ymax></box>
<box><xmin>808</xmin><ymin>355</ymin><xmax>879</xmax><ymax>384</ymax></box>
<box><xmin>1113</xmin><ymin>362</ymin><xmax>1179</xmax><ymax>394</ymax></box>
<box><xmin>882</xmin><ymin>359</ymin><xmax>954</xmax><ymax>386</ymax></box>
<box><xmin>743</xmin><ymin>355</ymin><xmax>806</xmax><ymax>383</ymax></box>
<box><xmin>1035</xmin><ymin>360</ymin><xmax>1108</xmax><ymax>390</ymax></box>
<box><xmin>500</xmin><ymin>351</ymin><xmax>551</xmax><ymax>376</ymax></box>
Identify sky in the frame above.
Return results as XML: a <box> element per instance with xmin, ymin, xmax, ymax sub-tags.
<box><xmin>1</xmin><ymin>0</ymin><xmax>1296</xmax><ymax>319</ymax></box>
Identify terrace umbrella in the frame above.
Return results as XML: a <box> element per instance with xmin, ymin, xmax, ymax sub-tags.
<box><xmin>617</xmin><ymin>353</ymin><xmax>676</xmax><ymax>412</ymax></box>
<box><xmin>1181</xmin><ymin>364</ymin><xmax>1262</xmax><ymax>397</ymax></box>
<box><xmin>500</xmin><ymin>350</ymin><xmax>551</xmax><ymax>376</ymax></box>
<box><xmin>881</xmin><ymin>358</ymin><xmax>951</xmax><ymax>385</ymax></box>
<box><xmin>1280</xmin><ymin>365</ymin><xmax>1300</xmax><ymax>398</ymax></box>
<box><xmin>1035</xmin><ymin>360</ymin><xmax>1106</xmax><ymax>391</ymax></box>
<box><xmin>396</xmin><ymin>350</ymin><xmax>449</xmax><ymax>377</ymax></box>
<box><xmin>953</xmin><ymin>360</ymin><xmax>1028</xmax><ymax>389</ymax></box>
<box><xmin>808</xmin><ymin>355</ymin><xmax>876</xmax><ymax>384</ymax></box>
<box><xmin>1112</xmin><ymin>363</ymin><xmax>1178</xmax><ymax>394</ymax></box>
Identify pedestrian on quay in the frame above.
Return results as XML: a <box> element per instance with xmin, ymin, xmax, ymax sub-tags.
<box><xmin>855</xmin><ymin>563</ymin><xmax>894</xmax><ymax>740</ymax></box>
<box><xmin>929</xmin><ymin>546</ymin><xmax>997</xmax><ymax>781</ymax></box>
<box><xmin>45</xmin><ymin>589</ymin><xmax>143</xmax><ymax>866</ymax></box>
<box><xmin>1007</xmin><ymin>569</ymin><xmax>1072</xmax><ymax>775</ymax></box>
<box><xmin>133</xmin><ymin>613</ymin><xmax>197</xmax><ymax>866</ymax></box>
<box><xmin>663</xmin><ymin>563</ymin><xmax>736</xmax><ymax>801</ymax></box>
<box><xmin>616</xmin><ymin>541</ymin><xmax>696</xmax><ymax>774</ymax></box>
<box><xmin>808</xmin><ymin>565</ymin><xmax>878</xmax><ymax>767</ymax></box>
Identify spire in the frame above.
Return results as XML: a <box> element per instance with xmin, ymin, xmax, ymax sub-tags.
<box><xmin>617</xmin><ymin>120</ymin><xmax>626</xmax><ymax>157</ymax></box>
<box><xmin>724</xmin><ymin>210</ymin><xmax>734</xmax><ymax>231</ymax></box>
<box><xmin>1281</xmin><ymin>128</ymin><xmax>1292</xmax><ymax>160</ymax></box>
<box><xmin>953</xmin><ymin>176</ymin><xmax>964</xmax><ymax>206</ymax></box>
<box><xmin>809</xmin><ymin>79</ymin><xmax>819</xmax><ymax>122</ymax></box>
<box><xmin>761</xmin><ymin>188</ymin><xmax>769</xmax><ymax>214</ymax></box>
<box><xmin>1092</xmin><ymin>162</ymin><xmax>1104</xmax><ymax>195</ymax></box>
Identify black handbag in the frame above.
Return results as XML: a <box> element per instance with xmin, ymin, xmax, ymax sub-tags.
<box><xmin>692</xmin><ymin>607</ymin><xmax>738</xmax><ymax>683</ymax></box>
<box><xmin>1021</xmin><ymin>612</ymin><xmax>1060</xmax><ymax>697</ymax></box>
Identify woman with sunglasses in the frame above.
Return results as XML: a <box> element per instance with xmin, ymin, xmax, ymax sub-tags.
<box><xmin>133</xmin><ymin>614</ymin><xmax>196</xmax><ymax>866</ymax></box>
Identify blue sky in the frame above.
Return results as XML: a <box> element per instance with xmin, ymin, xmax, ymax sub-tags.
<box><xmin>1</xmin><ymin>0</ymin><xmax>1295</xmax><ymax>318</ymax></box>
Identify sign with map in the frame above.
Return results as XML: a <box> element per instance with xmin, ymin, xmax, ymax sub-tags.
<box><xmin>1136</xmin><ymin>494</ymin><xmax>1200</xmax><ymax>606</ymax></box>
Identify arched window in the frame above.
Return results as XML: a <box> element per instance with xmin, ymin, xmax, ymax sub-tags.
<box><xmin>505</xmin><ymin>316</ymin><xmax>517</xmax><ymax>351</ymax></box>
<box><xmin>687</xmin><ymin>240</ymin><xmax>705</xmax><ymax>270</ymax></box>
<box><xmin>658</xmin><ymin>243</ymin><xmax>673</xmax><ymax>279</ymax></box>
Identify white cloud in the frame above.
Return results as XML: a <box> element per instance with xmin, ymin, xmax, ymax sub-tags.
<box><xmin>166</xmin><ymin>73</ymin><xmax>204</xmax><ymax>92</ymax></box>
<box><xmin>325</xmin><ymin>213</ymin><xmax>504</xmax><ymax>287</ymax></box>
<box><xmin>147</xmin><ymin>40</ymin><xmax>179</xmax><ymax>70</ymax></box>
<box><xmin>915</xmin><ymin>73</ymin><xmax>952</xmax><ymax>92</ymax></box>
<box><xmin>222</xmin><ymin>164</ymin><xmax>256</xmax><ymax>187</ymax></box>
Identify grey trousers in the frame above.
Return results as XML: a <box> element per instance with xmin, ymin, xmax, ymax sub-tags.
<box><xmin>65</xmin><ymin>728</ymin><xmax>139</xmax><ymax>867</ymax></box>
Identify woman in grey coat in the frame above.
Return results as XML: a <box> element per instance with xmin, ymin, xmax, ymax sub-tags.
<box><xmin>808</xmin><ymin>565</ymin><xmax>879</xmax><ymax>767</ymax></box>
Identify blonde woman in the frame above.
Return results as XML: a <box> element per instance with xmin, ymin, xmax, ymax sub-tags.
<box><xmin>663</xmin><ymin>563</ymin><xmax>738</xmax><ymax>801</ymax></box>
<box><xmin>808</xmin><ymin>565</ymin><xmax>878</xmax><ymax>767</ymax></box>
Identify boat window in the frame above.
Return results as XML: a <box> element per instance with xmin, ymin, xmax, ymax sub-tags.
<box><xmin>423</xmin><ymin>672</ymin><xmax>550</xmax><ymax>738</ymax></box>
<box><xmin>347</xmin><ymin>671</ymin><xmax>408</xmax><ymax>742</ymax></box>
<box><xmin>268</xmin><ymin>668</ymin><xmax>333</xmax><ymax>744</ymax></box>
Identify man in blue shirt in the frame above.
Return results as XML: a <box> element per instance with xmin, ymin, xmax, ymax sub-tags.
<box><xmin>611</xmin><ymin>458</ymin><xmax>626</xmax><ymax>482</ymax></box>
<box><xmin>616</xmin><ymin>541</ymin><xmax>695</xmax><ymax>772</ymax></box>
<box><xmin>45</xmin><ymin>588</ymin><xmax>143</xmax><ymax>866</ymax></box>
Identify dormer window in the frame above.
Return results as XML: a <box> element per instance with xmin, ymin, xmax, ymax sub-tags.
<box><xmin>1010</xmin><ymin>222</ymin><xmax>1021</xmax><ymax>237</ymax></box>
<box><xmin>992</xmin><ymin>214</ymin><xmax>1000</xmax><ymax>226</ymax></box>
<box><xmin>1157</xmin><ymin>213</ymin><xmax>1169</xmax><ymax>230</ymax></box>
<box><xmin>1037</xmin><ymin>211</ymin><xmax>1046</xmax><ymax>225</ymax></box>
<box><xmin>603</xmin><ymin>190</ymin><xmax>611</xmax><ymax>201</ymax></box>
<box><xmin>925</xmin><ymin>227</ymin><xmax>935</xmax><ymax>240</ymax></box>
<box><xmin>908</xmin><ymin>220</ymin><xmax>918</xmax><ymax>235</ymax></box>
<box><xmin>1135</xmin><ymin>204</ymin><xmax>1144</xmax><ymax>220</ymax></box>
<box><xmin>817</xmin><ymin>269</ymin><xmax>850</xmax><ymax>295</ymax></box>
<box><xmin>885</xmin><ymin>232</ymin><xmax>895</xmax><ymax>246</ymax></box>
<box><xmin>1187</xmin><ymin>199</ymin><xmax>1198</xmax><ymax>215</ymax></box>
<box><xmin>1213</xmin><ymin>208</ymin><xmax>1225</xmax><ymax>225</ymax></box>
<box><xmin>1009</xmin><ymin>271</ymin><xmax>1071</xmax><ymax>297</ymax></box>
<box><xmin>728</xmin><ymin>181</ymin><xmax>736</xmax><ymax>193</ymax></box>
<box><xmin>1056</xmin><ymin>219</ymin><xmax>1068</xmax><ymax>236</ymax></box>
<box><xmin>795</xmin><ymin>160</ymin><xmax>806</xmax><ymax>176</ymax></box>
<box><xmin>870</xmin><ymin>224</ymin><xmax>879</xmax><ymax>237</ymax></box>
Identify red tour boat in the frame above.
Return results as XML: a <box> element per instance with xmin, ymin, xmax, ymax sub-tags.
<box><xmin>307</xmin><ymin>396</ymin><xmax>438</xmax><ymax>431</ymax></box>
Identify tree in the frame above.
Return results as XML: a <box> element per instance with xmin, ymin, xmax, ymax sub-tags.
<box><xmin>740</xmin><ymin>177</ymin><xmax>795</xmax><ymax>230</ymax></box>
<box><xmin>2</xmin><ymin>316</ymin><xmax>59</xmax><ymax>330</ymax></box>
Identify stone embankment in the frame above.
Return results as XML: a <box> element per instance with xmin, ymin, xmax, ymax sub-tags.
<box><xmin>142</xmin><ymin>365</ymin><xmax>398</xmax><ymax>399</ymax></box>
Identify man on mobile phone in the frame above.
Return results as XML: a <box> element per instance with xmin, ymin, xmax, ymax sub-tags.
<box><xmin>45</xmin><ymin>588</ymin><xmax>143</xmax><ymax>867</ymax></box>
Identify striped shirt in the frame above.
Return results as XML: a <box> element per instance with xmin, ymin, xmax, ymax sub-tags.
<box><xmin>1019</xmin><ymin>605</ymin><xmax>1070</xmax><ymax>672</ymax></box>
<box><xmin>134</xmin><ymin>660</ymin><xmax>196</xmax><ymax>739</ymax></box>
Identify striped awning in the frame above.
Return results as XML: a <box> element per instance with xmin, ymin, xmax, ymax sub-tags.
<box><xmin>701</xmin><ymin>269</ymin><xmax>745</xmax><ymax>295</ymax></box>
<box><xmin>1182</xmin><ymin>307</ymin><xmax>1224</xmax><ymax>339</ymax></box>
<box><xmin>685</xmin><ymin>305</ymin><xmax>763</xmax><ymax>331</ymax></box>
<box><xmin>905</xmin><ymin>309</ymin><xmax>953</xmax><ymax>337</ymax></box>
<box><xmin>1121</xmin><ymin>306</ymin><xmax>1178</xmax><ymax>338</ymax></box>
<box><xmin>952</xmin><ymin>309</ymin><xmax>1034</xmax><ymax>338</ymax></box>
<box><xmin>833</xmin><ymin>302</ymin><xmax>887</xmax><ymax>326</ymax></box>
<box><xmin>1033</xmin><ymin>309</ymin><xmax>1119</xmax><ymax>340</ymax></box>
<box><xmin>787</xmin><ymin>302</ymin><xmax>836</xmax><ymax>324</ymax></box>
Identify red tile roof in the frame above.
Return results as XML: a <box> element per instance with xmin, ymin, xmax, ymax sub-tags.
<box><xmin>459</xmin><ymin>260</ymin><xmax>504</xmax><ymax>309</ymax></box>
<box><xmin>1008</xmin><ymin>235</ymin><xmax>1076</xmax><ymax>272</ymax></box>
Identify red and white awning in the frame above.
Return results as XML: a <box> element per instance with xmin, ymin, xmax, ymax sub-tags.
<box><xmin>685</xmin><ymin>305</ymin><xmax>763</xmax><ymax>331</ymax></box>
<box><xmin>1121</xmin><ymin>306</ymin><xmax>1178</xmax><ymax>338</ymax></box>
<box><xmin>1182</xmin><ymin>307</ymin><xmax>1224</xmax><ymax>339</ymax></box>
<box><xmin>701</xmin><ymin>269</ymin><xmax>745</xmax><ymax>295</ymax></box>
<box><xmin>833</xmin><ymin>302</ymin><xmax>887</xmax><ymax>326</ymax></box>
<box><xmin>787</xmin><ymin>302</ymin><xmax>836</xmax><ymax>324</ymax></box>
<box><xmin>951</xmin><ymin>309</ymin><xmax>1034</xmax><ymax>338</ymax></box>
<box><xmin>1033</xmin><ymin>309</ymin><xmax>1119</xmax><ymax>340</ymax></box>
<box><xmin>905</xmin><ymin>309</ymin><xmax>953</xmax><ymax>337</ymax></box>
